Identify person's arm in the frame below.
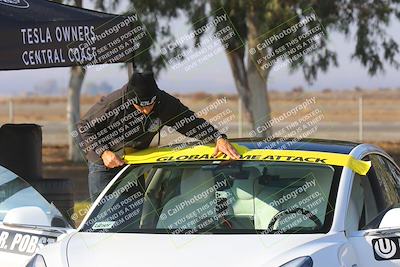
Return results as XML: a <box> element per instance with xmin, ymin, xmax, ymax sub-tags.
<box><xmin>75</xmin><ymin>117</ymin><xmax>103</xmax><ymax>164</ymax></box>
<box><xmin>164</xmin><ymin>94</ymin><xmax>240</xmax><ymax>159</ymax></box>
<box><xmin>76</xmin><ymin>117</ymin><xmax>125</xmax><ymax>167</ymax></box>
<box><xmin>76</xmin><ymin>89</ymin><xmax>129</xmax><ymax>167</ymax></box>
<box><xmin>164</xmin><ymin>95</ymin><xmax>220</xmax><ymax>141</ymax></box>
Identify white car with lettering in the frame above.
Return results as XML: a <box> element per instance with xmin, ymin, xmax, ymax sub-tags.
<box><xmin>29</xmin><ymin>139</ymin><xmax>400</xmax><ymax>267</ymax></box>
<box><xmin>0</xmin><ymin>165</ymin><xmax>73</xmax><ymax>267</ymax></box>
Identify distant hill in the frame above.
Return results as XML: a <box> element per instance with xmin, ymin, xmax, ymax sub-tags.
<box><xmin>33</xmin><ymin>80</ymin><xmax>65</xmax><ymax>96</ymax></box>
<box><xmin>4</xmin><ymin>80</ymin><xmax>114</xmax><ymax>96</ymax></box>
<box><xmin>82</xmin><ymin>81</ymin><xmax>113</xmax><ymax>96</ymax></box>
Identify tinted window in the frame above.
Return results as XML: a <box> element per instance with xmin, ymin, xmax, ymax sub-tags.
<box><xmin>382</xmin><ymin>157</ymin><xmax>400</xmax><ymax>194</ymax></box>
<box><xmin>352</xmin><ymin>155</ymin><xmax>400</xmax><ymax>230</ymax></box>
<box><xmin>370</xmin><ymin>155</ymin><xmax>400</xmax><ymax>209</ymax></box>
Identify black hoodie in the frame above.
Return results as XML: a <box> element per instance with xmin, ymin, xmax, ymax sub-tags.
<box><xmin>75</xmin><ymin>84</ymin><xmax>224</xmax><ymax>164</ymax></box>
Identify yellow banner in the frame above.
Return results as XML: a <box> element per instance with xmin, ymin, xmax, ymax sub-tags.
<box><xmin>123</xmin><ymin>144</ymin><xmax>371</xmax><ymax>175</ymax></box>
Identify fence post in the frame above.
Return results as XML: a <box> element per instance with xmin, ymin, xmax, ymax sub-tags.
<box><xmin>238</xmin><ymin>97</ymin><xmax>242</xmax><ymax>138</ymax></box>
<box><xmin>358</xmin><ymin>95</ymin><xmax>363</xmax><ymax>142</ymax></box>
<box><xmin>127</xmin><ymin>62</ymin><xmax>133</xmax><ymax>78</ymax></box>
<box><xmin>8</xmin><ymin>99</ymin><xmax>14</xmax><ymax>123</ymax></box>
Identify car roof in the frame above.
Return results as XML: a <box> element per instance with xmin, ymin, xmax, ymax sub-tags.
<box><xmin>164</xmin><ymin>138</ymin><xmax>360</xmax><ymax>154</ymax></box>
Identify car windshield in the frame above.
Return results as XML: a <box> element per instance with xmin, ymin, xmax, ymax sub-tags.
<box><xmin>0</xmin><ymin>165</ymin><xmax>68</xmax><ymax>226</ymax></box>
<box><xmin>81</xmin><ymin>161</ymin><xmax>341</xmax><ymax>234</ymax></box>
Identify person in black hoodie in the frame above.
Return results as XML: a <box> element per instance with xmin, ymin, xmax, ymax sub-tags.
<box><xmin>76</xmin><ymin>72</ymin><xmax>240</xmax><ymax>200</ymax></box>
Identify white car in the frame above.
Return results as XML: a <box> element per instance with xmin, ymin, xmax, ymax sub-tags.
<box><xmin>0</xmin><ymin>165</ymin><xmax>74</xmax><ymax>267</ymax></box>
<box><xmin>29</xmin><ymin>138</ymin><xmax>400</xmax><ymax>267</ymax></box>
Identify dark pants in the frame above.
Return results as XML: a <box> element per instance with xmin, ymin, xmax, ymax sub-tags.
<box><xmin>88</xmin><ymin>161</ymin><xmax>124</xmax><ymax>202</ymax></box>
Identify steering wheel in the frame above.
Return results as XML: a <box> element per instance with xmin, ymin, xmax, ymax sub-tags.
<box><xmin>267</xmin><ymin>207</ymin><xmax>323</xmax><ymax>232</ymax></box>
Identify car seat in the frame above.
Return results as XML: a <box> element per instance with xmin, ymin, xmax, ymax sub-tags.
<box><xmin>156</xmin><ymin>168</ymin><xmax>216</xmax><ymax>231</ymax></box>
<box><xmin>221</xmin><ymin>167</ymin><xmax>262</xmax><ymax>229</ymax></box>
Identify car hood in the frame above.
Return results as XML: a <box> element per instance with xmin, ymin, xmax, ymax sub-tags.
<box><xmin>66</xmin><ymin>232</ymin><xmax>344</xmax><ymax>267</ymax></box>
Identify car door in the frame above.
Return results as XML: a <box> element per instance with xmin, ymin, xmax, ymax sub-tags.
<box><xmin>347</xmin><ymin>154</ymin><xmax>400</xmax><ymax>267</ymax></box>
<box><xmin>0</xmin><ymin>164</ymin><xmax>73</xmax><ymax>266</ymax></box>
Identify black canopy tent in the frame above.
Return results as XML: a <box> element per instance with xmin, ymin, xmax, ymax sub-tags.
<box><xmin>0</xmin><ymin>0</ymin><xmax>142</xmax><ymax>177</ymax></box>
<box><xmin>0</xmin><ymin>0</ymin><xmax>145</xmax><ymax>211</ymax></box>
<box><xmin>0</xmin><ymin>0</ymin><xmax>141</xmax><ymax>70</ymax></box>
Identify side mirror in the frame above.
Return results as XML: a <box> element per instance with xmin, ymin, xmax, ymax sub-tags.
<box><xmin>379</xmin><ymin>208</ymin><xmax>400</xmax><ymax>229</ymax></box>
<box><xmin>3</xmin><ymin>206</ymin><xmax>50</xmax><ymax>227</ymax></box>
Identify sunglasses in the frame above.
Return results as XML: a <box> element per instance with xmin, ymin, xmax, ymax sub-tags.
<box><xmin>133</xmin><ymin>95</ymin><xmax>157</xmax><ymax>107</ymax></box>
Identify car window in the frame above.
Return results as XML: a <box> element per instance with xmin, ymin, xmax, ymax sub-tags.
<box><xmin>0</xmin><ymin>165</ymin><xmax>69</xmax><ymax>227</ymax></box>
<box><xmin>370</xmin><ymin>155</ymin><xmax>400</xmax><ymax>209</ymax></box>
<box><xmin>386</xmin><ymin>158</ymin><xmax>400</xmax><ymax>184</ymax></box>
<box><xmin>348</xmin><ymin>155</ymin><xmax>400</xmax><ymax>230</ymax></box>
<box><xmin>381</xmin><ymin>157</ymin><xmax>400</xmax><ymax>194</ymax></box>
<box><xmin>81</xmin><ymin>161</ymin><xmax>341</xmax><ymax>234</ymax></box>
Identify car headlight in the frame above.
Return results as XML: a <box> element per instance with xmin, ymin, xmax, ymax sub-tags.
<box><xmin>26</xmin><ymin>254</ymin><xmax>47</xmax><ymax>267</ymax></box>
<box><xmin>279</xmin><ymin>256</ymin><xmax>313</xmax><ymax>267</ymax></box>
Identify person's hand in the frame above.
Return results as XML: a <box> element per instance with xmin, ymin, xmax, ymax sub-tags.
<box><xmin>101</xmin><ymin>150</ymin><xmax>124</xmax><ymax>168</ymax></box>
<box><xmin>212</xmin><ymin>137</ymin><xmax>240</xmax><ymax>159</ymax></box>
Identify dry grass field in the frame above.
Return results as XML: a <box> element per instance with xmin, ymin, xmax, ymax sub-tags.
<box><xmin>1</xmin><ymin>89</ymin><xmax>399</xmax><ymax>144</ymax></box>
<box><xmin>1</xmin><ymin>89</ymin><xmax>399</xmax><ymax>219</ymax></box>
<box><xmin>1</xmin><ymin>89</ymin><xmax>399</xmax><ymax>123</ymax></box>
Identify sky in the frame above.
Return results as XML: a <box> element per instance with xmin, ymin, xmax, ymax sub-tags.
<box><xmin>0</xmin><ymin>1</ymin><xmax>399</xmax><ymax>95</ymax></box>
